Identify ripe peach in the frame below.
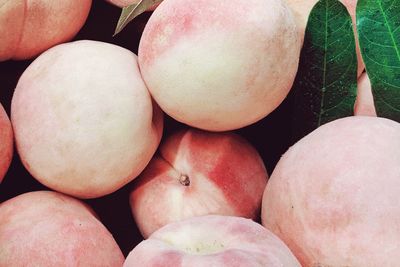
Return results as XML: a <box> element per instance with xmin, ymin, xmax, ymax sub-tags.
<box><xmin>284</xmin><ymin>0</ymin><xmax>364</xmax><ymax>76</ymax></box>
<box><xmin>130</xmin><ymin>129</ymin><xmax>268</xmax><ymax>238</ymax></box>
<box><xmin>0</xmin><ymin>191</ymin><xmax>124</xmax><ymax>266</ymax></box>
<box><xmin>11</xmin><ymin>40</ymin><xmax>163</xmax><ymax>199</ymax></box>
<box><xmin>138</xmin><ymin>0</ymin><xmax>301</xmax><ymax>131</ymax></box>
<box><xmin>0</xmin><ymin>0</ymin><xmax>92</xmax><ymax>61</ymax></box>
<box><xmin>124</xmin><ymin>215</ymin><xmax>301</xmax><ymax>267</ymax></box>
<box><xmin>354</xmin><ymin>72</ymin><xmax>376</xmax><ymax>116</ymax></box>
<box><xmin>0</xmin><ymin>103</ymin><xmax>13</xmax><ymax>183</ymax></box>
<box><xmin>262</xmin><ymin>116</ymin><xmax>400</xmax><ymax>266</ymax></box>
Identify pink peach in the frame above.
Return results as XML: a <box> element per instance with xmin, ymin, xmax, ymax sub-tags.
<box><xmin>0</xmin><ymin>0</ymin><xmax>92</xmax><ymax>61</ymax></box>
<box><xmin>11</xmin><ymin>40</ymin><xmax>163</xmax><ymax>199</ymax></box>
<box><xmin>354</xmin><ymin>72</ymin><xmax>376</xmax><ymax>116</ymax></box>
<box><xmin>130</xmin><ymin>129</ymin><xmax>268</xmax><ymax>238</ymax></box>
<box><xmin>262</xmin><ymin>116</ymin><xmax>400</xmax><ymax>266</ymax></box>
<box><xmin>0</xmin><ymin>191</ymin><xmax>124</xmax><ymax>266</ymax></box>
<box><xmin>138</xmin><ymin>0</ymin><xmax>301</xmax><ymax>131</ymax></box>
<box><xmin>0</xmin><ymin>103</ymin><xmax>13</xmax><ymax>183</ymax></box>
<box><xmin>124</xmin><ymin>215</ymin><xmax>301</xmax><ymax>267</ymax></box>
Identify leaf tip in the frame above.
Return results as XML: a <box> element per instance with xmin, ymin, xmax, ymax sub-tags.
<box><xmin>113</xmin><ymin>26</ymin><xmax>122</xmax><ymax>37</ymax></box>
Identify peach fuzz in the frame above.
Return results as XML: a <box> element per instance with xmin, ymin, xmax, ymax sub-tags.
<box><xmin>138</xmin><ymin>0</ymin><xmax>301</xmax><ymax>131</ymax></box>
<box><xmin>130</xmin><ymin>129</ymin><xmax>268</xmax><ymax>238</ymax></box>
<box><xmin>262</xmin><ymin>116</ymin><xmax>400</xmax><ymax>266</ymax></box>
<box><xmin>11</xmin><ymin>40</ymin><xmax>163</xmax><ymax>199</ymax></box>
<box><xmin>0</xmin><ymin>0</ymin><xmax>92</xmax><ymax>61</ymax></box>
<box><xmin>284</xmin><ymin>0</ymin><xmax>364</xmax><ymax>76</ymax></box>
<box><xmin>124</xmin><ymin>215</ymin><xmax>301</xmax><ymax>267</ymax></box>
<box><xmin>0</xmin><ymin>191</ymin><xmax>124</xmax><ymax>266</ymax></box>
<box><xmin>0</xmin><ymin>103</ymin><xmax>13</xmax><ymax>183</ymax></box>
<box><xmin>354</xmin><ymin>72</ymin><xmax>376</xmax><ymax>116</ymax></box>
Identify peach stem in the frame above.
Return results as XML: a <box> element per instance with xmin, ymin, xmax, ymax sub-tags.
<box><xmin>179</xmin><ymin>174</ymin><xmax>190</xmax><ymax>186</ymax></box>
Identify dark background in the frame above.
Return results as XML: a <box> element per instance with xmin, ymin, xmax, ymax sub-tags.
<box><xmin>0</xmin><ymin>0</ymin><xmax>294</xmax><ymax>256</ymax></box>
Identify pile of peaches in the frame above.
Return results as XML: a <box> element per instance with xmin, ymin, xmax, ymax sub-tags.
<box><xmin>0</xmin><ymin>0</ymin><xmax>399</xmax><ymax>266</ymax></box>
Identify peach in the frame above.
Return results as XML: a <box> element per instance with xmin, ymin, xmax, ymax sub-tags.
<box><xmin>124</xmin><ymin>215</ymin><xmax>301</xmax><ymax>266</ymax></box>
<box><xmin>11</xmin><ymin>40</ymin><xmax>163</xmax><ymax>199</ymax></box>
<box><xmin>284</xmin><ymin>0</ymin><xmax>364</xmax><ymax>76</ymax></box>
<box><xmin>130</xmin><ymin>129</ymin><xmax>268</xmax><ymax>238</ymax></box>
<box><xmin>354</xmin><ymin>72</ymin><xmax>376</xmax><ymax>116</ymax></box>
<box><xmin>262</xmin><ymin>116</ymin><xmax>400</xmax><ymax>266</ymax></box>
<box><xmin>0</xmin><ymin>0</ymin><xmax>92</xmax><ymax>61</ymax></box>
<box><xmin>138</xmin><ymin>0</ymin><xmax>301</xmax><ymax>131</ymax></box>
<box><xmin>0</xmin><ymin>191</ymin><xmax>124</xmax><ymax>266</ymax></box>
<box><xmin>0</xmin><ymin>103</ymin><xmax>13</xmax><ymax>183</ymax></box>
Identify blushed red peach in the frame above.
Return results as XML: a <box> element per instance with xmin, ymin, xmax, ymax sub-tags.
<box><xmin>11</xmin><ymin>40</ymin><xmax>163</xmax><ymax>199</ymax></box>
<box><xmin>354</xmin><ymin>72</ymin><xmax>376</xmax><ymax>116</ymax></box>
<box><xmin>0</xmin><ymin>103</ymin><xmax>12</xmax><ymax>183</ymax></box>
<box><xmin>284</xmin><ymin>0</ymin><xmax>364</xmax><ymax>76</ymax></box>
<box><xmin>124</xmin><ymin>215</ymin><xmax>301</xmax><ymax>267</ymax></box>
<box><xmin>262</xmin><ymin>116</ymin><xmax>400</xmax><ymax>266</ymax></box>
<box><xmin>138</xmin><ymin>0</ymin><xmax>301</xmax><ymax>131</ymax></box>
<box><xmin>130</xmin><ymin>129</ymin><xmax>268</xmax><ymax>238</ymax></box>
<box><xmin>0</xmin><ymin>0</ymin><xmax>92</xmax><ymax>61</ymax></box>
<box><xmin>0</xmin><ymin>191</ymin><xmax>124</xmax><ymax>266</ymax></box>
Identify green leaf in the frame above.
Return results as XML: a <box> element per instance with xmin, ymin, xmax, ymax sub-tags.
<box><xmin>291</xmin><ymin>0</ymin><xmax>357</xmax><ymax>141</ymax></box>
<box><xmin>356</xmin><ymin>0</ymin><xmax>400</xmax><ymax>121</ymax></box>
<box><xmin>114</xmin><ymin>0</ymin><xmax>162</xmax><ymax>36</ymax></box>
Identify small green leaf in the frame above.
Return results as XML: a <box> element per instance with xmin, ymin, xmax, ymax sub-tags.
<box><xmin>356</xmin><ymin>0</ymin><xmax>400</xmax><ymax>121</ymax></box>
<box><xmin>291</xmin><ymin>0</ymin><xmax>357</xmax><ymax>141</ymax></box>
<box><xmin>114</xmin><ymin>0</ymin><xmax>162</xmax><ymax>36</ymax></box>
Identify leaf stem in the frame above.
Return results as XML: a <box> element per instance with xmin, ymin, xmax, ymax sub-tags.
<box><xmin>377</xmin><ymin>0</ymin><xmax>400</xmax><ymax>63</ymax></box>
<box><xmin>318</xmin><ymin>0</ymin><xmax>329</xmax><ymax>126</ymax></box>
